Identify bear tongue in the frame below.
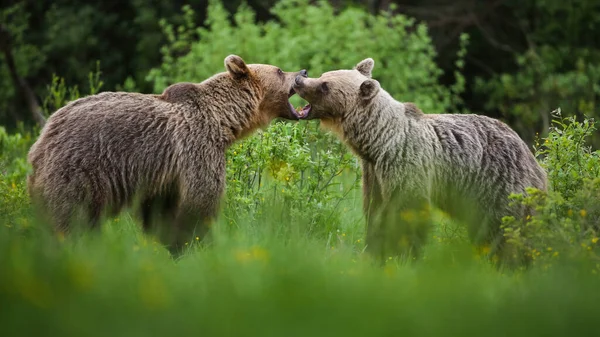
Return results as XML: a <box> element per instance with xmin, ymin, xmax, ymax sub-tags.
<box><xmin>290</xmin><ymin>103</ymin><xmax>311</xmax><ymax>119</ymax></box>
<box><xmin>298</xmin><ymin>104</ymin><xmax>311</xmax><ymax>118</ymax></box>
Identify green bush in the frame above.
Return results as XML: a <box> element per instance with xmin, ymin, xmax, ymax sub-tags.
<box><xmin>0</xmin><ymin>125</ymin><xmax>34</xmax><ymax>229</ymax></box>
<box><xmin>475</xmin><ymin>47</ymin><xmax>600</xmax><ymax>147</ymax></box>
<box><xmin>536</xmin><ymin>109</ymin><xmax>600</xmax><ymax>199</ymax></box>
<box><xmin>501</xmin><ymin>109</ymin><xmax>600</xmax><ymax>267</ymax></box>
<box><xmin>148</xmin><ymin>0</ymin><xmax>467</xmax><ymax>114</ymax></box>
<box><xmin>223</xmin><ymin>120</ymin><xmax>361</xmax><ymax>238</ymax></box>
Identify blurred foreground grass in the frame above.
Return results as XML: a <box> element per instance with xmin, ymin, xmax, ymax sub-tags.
<box><xmin>1</xmin><ymin>194</ymin><xmax>599</xmax><ymax>337</ymax></box>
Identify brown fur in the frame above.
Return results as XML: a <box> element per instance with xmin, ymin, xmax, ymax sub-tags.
<box><xmin>27</xmin><ymin>55</ymin><xmax>307</xmax><ymax>255</ymax></box>
<box><xmin>294</xmin><ymin>58</ymin><xmax>548</xmax><ymax>267</ymax></box>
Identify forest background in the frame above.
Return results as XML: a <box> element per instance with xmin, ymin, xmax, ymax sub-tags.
<box><xmin>1</xmin><ymin>1</ymin><xmax>599</xmax><ymax>336</ymax></box>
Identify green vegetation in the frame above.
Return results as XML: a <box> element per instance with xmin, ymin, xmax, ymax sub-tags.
<box><xmin>1</xmin><ymin>0</ymin><xmax>600</xmax><ymax>335</ymax></box>
<box><xmin>0</xmin><ymin>108</ymin><xmax>599</xmax><ymax>335</ymax></box>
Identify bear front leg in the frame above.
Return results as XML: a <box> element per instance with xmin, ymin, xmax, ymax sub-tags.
<box><xmin>167</xmin><ymin>202</ymin><xmax>217</xmax><ymax>257</ymax></box>
<box><xmin>368</xmin><ymin>184</ymin><xmax>433</xmax><ymax>263</ymax></box>
<box><xmin>166</xmin><ymin>158</ymin><xmax>226</xmax><ymax>257</ymax></box>
<box><xmin>362</xmin><ymin>160</ymin><xmax>383</xmax><ymax>225</ymax></box>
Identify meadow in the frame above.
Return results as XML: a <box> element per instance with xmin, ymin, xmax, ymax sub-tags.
<box><xmin>2</xmin><ymin>1</ymin><xmax>600</xmax><ymax>336</ymax></box>
<box><xmin>1</xmin><ymin>106</ymin><xmax>600</xmax><ymax>336</ymax></box>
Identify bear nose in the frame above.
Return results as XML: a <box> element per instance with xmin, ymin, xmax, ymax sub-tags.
<box><xmin>294</xmin><ymin>75</ymin><xmax>304</xmax><ymax>86</ymax></box>
<box><xmin>299</xmin><ymin>69</ymin><xmax>308</xmax><ymax>77</ymax></box>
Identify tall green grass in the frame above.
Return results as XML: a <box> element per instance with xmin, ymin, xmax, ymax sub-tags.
<box><xmin>1</xmin><ymin>188</ymin><xmax>599</xmax><ymax>337</ymax></box>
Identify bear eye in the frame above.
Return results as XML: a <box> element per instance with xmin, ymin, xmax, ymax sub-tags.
<box><xmin>320</xmin><ymin>82</ymin><xmax>329</xmax><ymax>93</ymax></box>
<box><xmin>277</xmin><ymin>68</ymin><xmax>283</xmax><ymax>76</ymax></box>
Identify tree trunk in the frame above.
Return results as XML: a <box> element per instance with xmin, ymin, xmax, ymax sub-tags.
<box><xmin>0</xmin><ymin>24</ymin><xmax>46</xmax><ymax>127</ymax></box>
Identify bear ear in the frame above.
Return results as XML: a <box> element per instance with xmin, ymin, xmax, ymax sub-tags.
<box><xmin>225</xmin><ymin>54</ymin><xmax>250</xmax><ymax>79</ymax></box>
<box><xmin>359</xmin><ymin>79</ymin><xmax>380</xmax><ymax>101</ymax></box>
<box><xmin>354</xmin><ymin>58</ymin><xmax>374</xmax><ymax>78</ymax></box>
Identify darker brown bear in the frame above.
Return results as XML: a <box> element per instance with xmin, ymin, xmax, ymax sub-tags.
<box><xmin>27</xmin><ymin>55</ymin><xmax>307</xmax><ymax>255</ymax></box>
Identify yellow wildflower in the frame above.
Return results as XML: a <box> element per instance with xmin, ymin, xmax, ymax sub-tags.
<box><xmin>592</xmin><ymin>237</ymin><xmax>599</xmax><ymax>244</ymax></box>
<box><xmin>567</xmin><ymin>209</ymin><xmax>573</xmax><ymax>217</ymax></box>
<box><xmin>399</xmin><ymin>210</ymin><xmax>415</xmax><ymax>222</ymax></box>
<box><xmin>14</xmin><ymin>268</ymin><xmax>53</xmax><ymax>308</ymax></box>
<box><xmin>195</xmin><ymin>236</ymin><xmax>200</xmax><ymax>241</ymax></box>
<box><xmin>248</xmin><ymin>246</ymin><xmax>270</xmax><ymax>261</ymax></box>
<box><xmin>480</xmin><ymin>245</ymin><xmax>491</xmax><ymax>255</ymax></box>
<box><xmin>68</xmin><ymin>260</ymin><xmax>94</xmax><ymax>291</ymax></box>
<box><xmin>384</xmin><ymin>264</ymin><xmax>395</xmax><ymax>277</ymax></box>
<box><xmin>398</xmin><ymin>236</ymin><xmax>409</xmax><ymax>248</ymax></box>
<box><xmin>580</xmin><ymin>209</ymin><xmax>587</xmax><ymax>217</ymax></box>
<box><xmin>139</xmin><ymin>275</ymin><xmax>170</xmax><ymax>310</ymax></box>
<box><xmin>235</xmin><ymin>246</ymin><xmax>270</xmax><ymax>263</ymax></box>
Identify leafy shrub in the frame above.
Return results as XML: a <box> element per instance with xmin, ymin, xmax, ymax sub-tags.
<box><xmin>0</xmin><ymin>125</ymin><xmax>34</xmax><ymax>228</ymax></box>
<box><xmin>223</xmin><ymin>120</ymin><xmax>361</xmax><ymax>237</ymax></box>
<box><xmin>475</xmin><ymin>47</ymin><xmax>600</xmax><ymax>147</ymax></box>
<box><xmin>536</xmin><ymin>108</ymin><xmax>600</xmax><ymax>199</ymax></box>
<box><xmin>501</xmin><ymin>109</ymin><xmax>600</xmax><ymax>267</ymax></box>
<box><xmin>42</xmin><ymin>61</ymin><xmax>104</xmax><ymax>116</ymax></box>
<box><xmin>148</xmin><ymin>0</ymin><xmax>467</xmax><ymax>114</ymax></box>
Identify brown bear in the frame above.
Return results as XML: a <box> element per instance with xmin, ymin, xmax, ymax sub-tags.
<box><xmin>292</xmin><ymin>58</ymin><xmax>548</xmax><ymax>266</ymax></box>
<box><xmin>27</xmin><ymin>54</ymin><xmax>307</xmax><ymax>255</ymax></box>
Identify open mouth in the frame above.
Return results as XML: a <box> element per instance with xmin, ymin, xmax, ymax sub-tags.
<box><xmin>295</xmin><ymin>103</ymin><xmax>311</xmax><ymax>118</ymax></box>
<box><xmin>287</xmin><ymin>88</ymin><xmax>311</xmax><ymax>119</ymax></box>
<box><xmin>288</xmin><ymin>102</ymin><xmax>311</xmax><ymax>119</ymax></box>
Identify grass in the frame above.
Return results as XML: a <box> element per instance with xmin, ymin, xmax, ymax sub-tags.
<box><xmin>1</xmin><ymin>188</ymin><xmax>600</xmax><ymax>337</ymax></box>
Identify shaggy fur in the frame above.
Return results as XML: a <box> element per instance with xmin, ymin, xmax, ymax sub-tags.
<box><xmin>27</xmin><ymin>55</ymin><xmax>307</xmax><ymax>254</ymax></box>
<box><xmin>293</xmin><ymin>58</ymin><xmax>548</xmax><ymax>264</ymax></box>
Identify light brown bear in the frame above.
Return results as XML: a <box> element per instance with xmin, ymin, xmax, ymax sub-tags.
<box><xmin>292</xmin><ymin>58</ymin><xmax>547</xmax><ymax>266</ymax></box>
<box><xmin>27</xmin><ymin>55</ymin><xmax>307</xmax><ymax>255</ymax></box>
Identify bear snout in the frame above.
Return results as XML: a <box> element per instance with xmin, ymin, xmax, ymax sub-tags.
<box><xmin>294</xmin><ymin>75</ymin><xmax>305</xmax><ymax>86</ymax></box>
<box><xmin>299</xmin><ymin>69</ymin><xmax>308</xmax><ymax>77</ymax></box>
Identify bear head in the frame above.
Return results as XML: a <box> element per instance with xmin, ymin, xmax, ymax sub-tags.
<box><xmin>224</xmin><ymin>54</ymin><xmax>308</xmax><ymax>124</ymax></box>
<box><xmin>291</xmin><ymin>58</ymin><xmax>380</xmax><ymax>121</ymax></box>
